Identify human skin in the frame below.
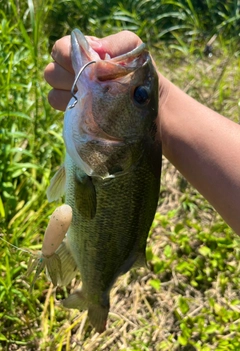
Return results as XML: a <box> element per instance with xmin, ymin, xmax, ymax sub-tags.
<box><xmin>44</xmin><ymin>31</ymin><xmax>240</xmax><ymax>235</ymax></box>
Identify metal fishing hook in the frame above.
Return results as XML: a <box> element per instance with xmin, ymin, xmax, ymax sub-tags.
<box><xmin>68</xmin><ymin>60</ymin><xmax>96</xmax><ymax>109</ymax></box>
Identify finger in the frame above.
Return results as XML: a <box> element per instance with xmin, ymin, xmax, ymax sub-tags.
<box><xmin>44</xmin><ymin>62</ymin><xmax>74</xmax><ymax>90</ymax></box>
<box><xmin>48</xmin><ymin>89</ymin><xmax>72</xmax><ymax>111</ymax></box>
<box><xmin>88</xmin><ymin>31</ymin><xmax>142</xmax><ymax>59</ymax></box>
<box><xmin>51</xmin><ymin>35</ymin><xmax>73</xmax><ymax>73</ymax></box>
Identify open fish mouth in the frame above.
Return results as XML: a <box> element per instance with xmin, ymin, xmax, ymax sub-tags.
<box><xmin>71</xmin><ymin>28</ymin><xmax>148</xmax><ymax>81</ymax></box>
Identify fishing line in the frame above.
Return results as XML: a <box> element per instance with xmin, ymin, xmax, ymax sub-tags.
<box><xmin>0</xmin><ymin>236</ymin><xmax>34</xmax><ymax>256</ymax></box>
<box><xmin>68</xmin><ymin>60</ymin><xmax>96</xmax><ymax>109</ymax></box>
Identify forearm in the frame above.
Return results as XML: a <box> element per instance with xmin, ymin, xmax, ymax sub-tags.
<box><xmin>159</xmin><ymin>73</ymin><xmax>240</xmax><ymax>234</ymax></box>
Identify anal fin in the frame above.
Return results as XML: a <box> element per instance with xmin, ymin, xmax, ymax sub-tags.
<box><xmin>61</xmin><ymin>289</ymin><xmax>88</xmax><ymax>310</ymax></box>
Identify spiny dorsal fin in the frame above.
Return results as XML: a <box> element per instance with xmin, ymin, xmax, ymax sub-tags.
<box><xmin>47</xmin><ymin>165</ymin><xmax>66</xmax><ymax>202</ymax></box>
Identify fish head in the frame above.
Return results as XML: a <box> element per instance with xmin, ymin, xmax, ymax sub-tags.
<box><xmin>63</xmin><ymin>29</ymin><xmax>159</xmax><ymax>178</ymax></box>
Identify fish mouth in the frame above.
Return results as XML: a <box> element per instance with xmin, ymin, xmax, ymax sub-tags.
<box><xmin>71</xmin><ymin>28</ymin><xmax>148</xmax><ymax>81</ymax></box>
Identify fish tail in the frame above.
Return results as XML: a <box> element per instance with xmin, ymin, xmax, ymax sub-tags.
<box><xmin>88</xmin><ymin>304</ymin><xmax>109</xmax><ymax>333</ymax></box>
<box><xmin>62</xmin><ymin>290</ymin><xmax>109</xmax><ymax>333</ymax></box>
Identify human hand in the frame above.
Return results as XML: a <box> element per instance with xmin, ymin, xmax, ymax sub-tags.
<box><xmin>44</xmin><ymin>30</ymin><xmax>142</xmax><ymax>111</ymax></box>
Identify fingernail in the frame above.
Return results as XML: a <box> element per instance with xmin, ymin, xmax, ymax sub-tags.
<box><xmin>51</xmin><ymin>44</ymin><xmax>57</xmax><ymax>61</ymax></box>
<box><xmin>87</xmin><ymin>36</ymin><xmax>102</xmax><ymax>49</ymax></box>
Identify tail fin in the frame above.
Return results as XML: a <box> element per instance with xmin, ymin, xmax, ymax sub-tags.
<box><xmin>88</xmin><ymin>304</ymin><xmax>109</xmax><ymax>333</ymax></box>
<box><xmin>62</xmin><ymin>290</ymin><xmax>109</xmax><ymax>333</ymax></box>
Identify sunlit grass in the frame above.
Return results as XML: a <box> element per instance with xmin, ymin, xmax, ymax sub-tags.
<box><xmin>0</xmin><ymin>0</ymin><xmax>240</xmax><ymax>350</ymax></box>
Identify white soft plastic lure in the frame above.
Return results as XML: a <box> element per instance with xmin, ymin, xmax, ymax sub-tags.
<box><xmin>42</xmin><ymin>204</ymin><xmax>72</xmax><ymax>257</ymax></box>
<box><xmin>27</xmin><ymin>204</ymin><xmax>75</xmax><ymax>288</ymax></box>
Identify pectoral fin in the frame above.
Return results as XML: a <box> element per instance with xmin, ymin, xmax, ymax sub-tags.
<box><xmin>75</xmin><ymin>175</ymin><xmax>96</xmax><ymax>219</ymax></box>
<box><xmin>47</xmin><ymin>165</ymin><xmax>66</xmax><ymax>202</ymax></box>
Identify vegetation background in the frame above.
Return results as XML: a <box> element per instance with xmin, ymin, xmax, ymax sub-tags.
<box><xmin>0</xmin><ymin>0</ymin><xmax>239</xmax><ymax>350</ymax></box>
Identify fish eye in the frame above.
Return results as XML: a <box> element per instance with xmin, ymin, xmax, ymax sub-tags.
<box><xmin>133</xmin><ymin>86</ymin><xmax>149</xmax><ymax>105</ymax></box>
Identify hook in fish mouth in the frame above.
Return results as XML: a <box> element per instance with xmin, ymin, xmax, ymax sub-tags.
<box><xmin>68</xmin><ymin>29</ymin><xmax>148</xmax><ymax>110</ymax></box>
<box><xmin>68</xmin><ymin>60</ymin><xmax>96</xmax><ymax>109</ymax></box>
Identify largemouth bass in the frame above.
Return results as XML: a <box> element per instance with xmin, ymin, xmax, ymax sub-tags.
<box><xmin>30</xmin><ymin>28</ymin><xmax>161</xmax><ymax>333</ymax></box>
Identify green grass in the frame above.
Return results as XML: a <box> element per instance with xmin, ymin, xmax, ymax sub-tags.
<box><xmin>0</xmin><ymin>0</ymin><xmax>240</xmax><ymax>350</ymax></box>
